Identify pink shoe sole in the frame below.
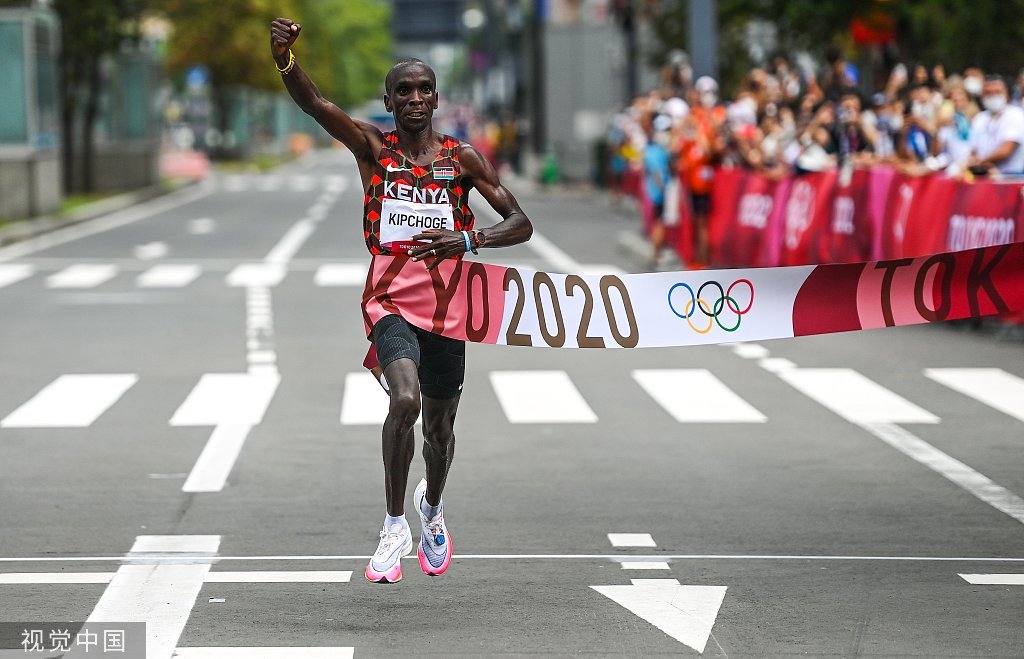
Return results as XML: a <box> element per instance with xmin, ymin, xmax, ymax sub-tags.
<box><xmin>417</xmin><ymin>535</ymin><xmax>453</xmax><ymax>576</ymax></box>
<box><xmin>365</xmin><ymin>562</ymin><xmax>403</xmax><ymax>583</ymax></box>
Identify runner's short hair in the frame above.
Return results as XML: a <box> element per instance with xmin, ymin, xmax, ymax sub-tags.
<box><xmin>385</xmin><ymin>58</ymin><xmax>433</xmax><ymax>94</ymax></box>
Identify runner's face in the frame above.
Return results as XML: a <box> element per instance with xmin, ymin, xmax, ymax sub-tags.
<box><xmin>386</xmin><ymin>65</ymin><xmax>438</xmax><ymax>131</ymax></box>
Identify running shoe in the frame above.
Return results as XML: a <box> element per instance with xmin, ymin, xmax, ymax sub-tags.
<box><xmin>414</xmin><ymin>478</ymin><xmax>452</xmax><ymax>576</ymax></box>
<box><xmin>365</xmin><ymin>523</ymin><xmax>413</xmax><ymax>583</ymax></box>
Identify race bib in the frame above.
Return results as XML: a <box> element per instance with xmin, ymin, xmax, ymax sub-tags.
<box><xmin>380</xmin><ymin>197</ymin><xmax>455</xmax><ymax>252</ymax></box>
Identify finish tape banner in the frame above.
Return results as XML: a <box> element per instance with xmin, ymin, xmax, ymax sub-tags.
<box><xmin>361</xmin><ymin>241</ymin><xmax>1024</xmax><ymax>352</ymax></box>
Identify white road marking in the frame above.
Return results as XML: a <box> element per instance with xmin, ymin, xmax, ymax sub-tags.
<box><xmin>620</xmin><ymin>562</ymin><xmax>671</xmax><ymax>570</ymax></box>
<box><xmin>591</xmin><ymin>578</ymin><xmax>727</xmax><ymax>654</ymax></box>
<box><xmin>137</xmin><ymin>264</ymin><xmax>201</xmax><ymax>288</ymax></box>
<box><xmin>1</xmin><ymin>374</ymin><xmax>137</xmax><ymax>428</ymax></box>
<box><xmin>314</xmin><ymin>263</ymin><xmax>367</xmax><ymax>287</ymax></box>
<box><xmin>174</xmin><ymin>649</ymin><xmax>354</xmax><ymax>659</ymax></box>
<box><xmin>182</xmin><ymin>424</ymin><xmax>253</xmax><ymax>493</ymax></box>
<box><xmin>339</xmin><ymin>372</ymin><xmax>420</xmax><ymax>425</ymax></box>
<box><xmin>131</xmin><ymin>535</ymin><xmax>221</xmax><ymax>553</ymax></box>
<box><xmin>133</xmin><ymin>241</ymin><xmax>169</xmax><ymax>260</ymax></box>
<box><xmin>82</xmin><ymin>535</ymin><xmax>219</xmax><ymax>659</ymax></box>
<box><xmin>245</xmin><ymin>286</ymin><xmax>277</xmax><ymax>375</ymax></box>
<box><xmin>170</xmin><ymin>373</ymin><xmax>280</xmax><ymax>426</ymax></box>
<box><xmin>223</xmin><ymin>175</ymin><xmax>249</xmax><ymax>192</ymax></box>
<box><xmin>523</xmin><ymin>231</ymin><xmax>581</xmax><ymax>273</ymax></box>
<box><xmin>0</xmin><ymin>572</ymin><xmax>112</xmax><ymax>584</ymax></box>
<box><xmin>226</xmin><ymin>264</ymin><xmax>286</xmax><ymax>287</ymax></box>
<box><xmin>924</xmin><ymin>368</ymin><xmax>1024</xmax><ymax>423</ymax></box>
<box><xmin>324</xmin><ymin>175</ymin><xmax>346</xmax><ymax>193</ymax></box>
<box><xmin>288</xmin><ymin>174</ymin><xmax>316</xmax><ymax>192</ymax></box>
<box><xmin>257</xmin><ymin>175</ymin><xmax>283</xmax><ymax>191</ymax></box>
<box><xmin>575</xmin><ymin>263</ymin><xmax>627</xmax><ymax>276</ymax></box>
<box><xmin>204</xmin><ymin>571</ymin><xmax>352</xmax><ymax>583</ymax></box>
<box><xmin>489</xmin><ymin>371</ymin><xmax>597</xmax><ymax>423</ymax></box>
<box><xmin>265</xmin><ymin>219</ymin><xmax>316</xmax><ymax>265</ymax></box>
<box><xmin>1</xmin><ymin>553</ymin><xmax>1023</xmax><ymax>563</ymax></box>
<box><xmin>732</xmin><ymin>343</ymin><xmax>770</xmax><ymax>359</ymax></box>
<box><xmin>859</xmin><ymin>422</ymin><xmax>1024</xmax><ymax>525</ymax></box>
<box><xmin>632</xmin><ymin>369</ymin><xmax>767</xmax><ymax>423</ymax></box>
<box><xmin>186</xmin><ymin>218</ymin><xmax>216</xmax><ymax>235</ymax></box>
<box><xmin>0</xmin><ymin>263</ymin><xmax>33</xmax><ymax>288</ymax></box>
<box><xmin>959</xmin><ymin>574</ymin><xmax>1024</xmax><ymax>585</ymax></box>
<box><xmin>46</xmin><ymin>263</ymin><xmax>119</xmax><ymax>288</ymax></box>
<box><xmin>758</xmin><ymin>357</ymin><xmax>797</xmax><ymax>373</ymax></box>
<box><xmin>608</xmin><ymin>533</ymin><xmax>657</xmax><ymax>548</ymax></box>
<box><xmin>0</xmin><ymin>184</ymin><xmax>211</xmax><ymax>263</ymax></box>
<box><xmin>779</xmin><ymin>368</ymin><xmax>939</xmax><ymax>424</ymax></box>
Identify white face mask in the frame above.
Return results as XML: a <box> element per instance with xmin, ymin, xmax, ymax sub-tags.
<box><xmin>983</xmin><ymin>94</ymin><xmax>1008</xmax><ymax>113</ymax></box>
<box><xmin>701</xmin><ymin>92</ymin><xmax>718</xmax><ymax>108</ymax></box>
<box><xmin>965</xmin><ymin>77</ymin><xmax>983</xmax><ymax>96</ymax></box>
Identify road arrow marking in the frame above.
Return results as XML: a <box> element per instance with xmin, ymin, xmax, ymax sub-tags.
<box><xmin>591</xmin><ymin>578</ymin><xmax>726</xmax><ymax>654</ymax></box>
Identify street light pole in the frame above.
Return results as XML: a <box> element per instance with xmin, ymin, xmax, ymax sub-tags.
<box><xmin>689</xmin><ymin>0</ymin><xmax>718</xmax><ymax>80</ymax></box>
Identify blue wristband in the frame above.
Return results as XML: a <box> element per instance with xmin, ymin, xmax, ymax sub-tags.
<box><xmin>462</xmin><ymin>230</ymin><xmax>472</xmax><ymax>253</ymax></box>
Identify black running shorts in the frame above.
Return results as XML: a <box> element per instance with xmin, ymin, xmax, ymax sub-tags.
<box><xmin>371</xmin><ymin>314</ymin><xmax>465</xmax><ymax>400</ymax></box>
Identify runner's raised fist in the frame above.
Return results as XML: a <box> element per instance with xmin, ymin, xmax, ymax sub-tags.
<box><xmin>270</xmin><ymin>18</ymin><xmax>301</xmax><ymax>58</ymax></box>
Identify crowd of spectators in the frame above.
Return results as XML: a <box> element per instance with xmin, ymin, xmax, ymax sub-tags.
<box><xmin>607</xmin><ymin>46</ymin><xmax>1024</xmax><ymax>267</ymax></box>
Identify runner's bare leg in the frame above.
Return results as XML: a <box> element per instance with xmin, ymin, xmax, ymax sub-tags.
<box><xmin>382</xmin><ymin>358</ymin><xmax>420</xmax><ymax>516</ymax></box>
<box><xmin>421</xmin><ymin>395</ymin><xmax>460</xmax><ymax>506</ymax></box>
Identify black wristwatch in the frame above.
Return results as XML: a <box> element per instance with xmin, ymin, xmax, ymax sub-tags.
<box><xmin>472</xmin><ymin>229</ymin><xmax>487</xmax><ymax>252</ymax></box>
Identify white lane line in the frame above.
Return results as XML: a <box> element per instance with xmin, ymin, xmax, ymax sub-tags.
<box><xmin>226</xmin><ymin>264</ymin><xmax>286</xmax><ymax>287</ymax></box>
<box><xmin>489</xmin><ymin>371</ymin><xmax>597</xmax><ymax>423</ymax></box>
<box><xmin>620</xmin><ymin>562</ymin><xmax>671</xmax><ymax>570</ymax></box>
<box><xmin>324</xmin><ymin>175</ymin><xmax>346</xmax><ymax>193</ymax></box>
<box><xmin>2</xmin><ymin>553</ymin><xmax>1024</xmax><ymax>563</ymax></box>
<box><xmin>46</xmin><ymin>264</ymin><xmax>119</xmax><ymax>288</ymax></box>
<box><xmin>779</xmin><ymin>368</ymin><xmax>939</xmax><ymax>424</ymax></box>
<box><xmin>339</xmin><ymin>372</ymin><xmax>420</xmax><ymax>425</ymax></box>
<box><xmin>137</xmin><ymin>264</ymin><xmax>201</xmax><ymax>288</ymax></box>
<box><xmin>133</xmin><ymin>241</ymin><xmax>169</xmax><ymax>260</ymax></box>
<box><xmin>82</xmin><ymin>535</ymin><xmax>219</xmax><ymax>659</ymax></box>
<box><xmin>170</xmin><ymin>373</ymin><xmax>280</xmax><ymax>426</ymax></box>
<box><xmin>246</xmin><ymin>286</ymin><xmax>277</xmax><ymax>375</ymax></box>
<box><xmin>732</xmin><ymin>343</ymin><xmax>770</xmax><ymax>359</ymax></box>
<box><xmin>132</xmin><ymin>535</ymin><xmax>221</xmax><ymax>553</ymax></box>
<box><xmin>288</xmin><ymin>174</ymin><xmax>316</xmax><ymax>192</ymax></box>
<box><xmin>186</xmin><ymin>218</ymin><xmax>215</xmax><ymax>235</ymax></box>
<box><xmin>632</xmin><ymin>369</ymin><xmax>766</xmax><ymax>423</ymax></box>
<box><xmin>174</xmin><ymin>649</ymin><xmax>354</xmax><ymax>659</ymax></box>
<box><xmin>524</xmin><ymin>231</ymin><xmax>581</xmax><ymax>273</ymax></box>
<box><xmin>0</xmin><ymin>263</ymin><xmax>34</xmax><ymax>288</ymax></box>
<box><xmin>608</xmin><ymin>533</ymin><xmax>657</xmax><ymax>547</ymax></box>
<box><xmin>0</xmin><ymin>571</ymin><xmax>353</xmax><ymax>584</ymax></box>
<box><xmin>859</xmin><ymin>422</ymin><xmax>1024</xmax><ymax>525</ymax></box>
<box><xmin>758</xmin><ymin>357</ymin><xmax>797</xmax><ymax>373</ymax></box>
<box><xmin>959</xmin><ymin>574</ymin><xmax>1024</xmax><ymax>585</ymax></box>
<box><xmin>0</xmin><ymin>573</ymin><xmax>113</xmax><ymax>583</ymax></box>
<box><xmin>1</xmin><ymin>374</ymin><xmax>137</xmax><ymax>428</ymax></box>
<box><xmin>924</xmin><ymin>368</ymin><xmax>1024</xmax><ymax>423</ymax></box>
<box><xmin>204</xmin><ymin>571</ymin><xmax>352</xmax><ymax>583</ymax></box>
<box><xmin>0</xmin><ymin>184</ymin><xmax>211</xmax><ymax>263</ymax></box>
<box><xmin>182</xmin><ymin>425</ymin><xmax>253</xmax><ymax>493</ymax></box>
<box><xmin>265</xmin><ymin>219</ymin><xmax>316</xmax><ymax>265</ymax></box>
<box><xmin>223</xmin><ymin>175</ymin><xmax>249</xmax><ymax>192</ymax></box>
<box><xmin>256</xmin><ymin>175</ymin><xmax>283</xmax><ymax>192</ymax></box>
<box><xmin>314</xmin><ymin>263</ymin><xmax>367</xmax><ymax>287</ymax></box>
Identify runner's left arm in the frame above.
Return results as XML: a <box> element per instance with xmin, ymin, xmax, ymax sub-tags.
<box><xmin>410</xmin><ymin>144</ymin><xmax>533</xmax><ymax>269</ymax></box>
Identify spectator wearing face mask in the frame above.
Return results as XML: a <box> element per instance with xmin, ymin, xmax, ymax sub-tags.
<box><xmin>968</xmin><ymin>76</ymin><xmax>1024</xmax><ymax>176</ymax></box>
<box><xmin>934</xmin><ymin>82</ymin><xmax>977</xmax><ymax>174</ymax></box>
<box><xmin>900</xmin><ymin>84</ymin><xmax>938</xmax><ymax>163</ymax></box>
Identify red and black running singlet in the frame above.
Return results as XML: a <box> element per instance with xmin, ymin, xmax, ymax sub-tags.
<box><xmin>362</xmin><ymin>131</ymin><xmax>475</xmax><ymax>256</ymax></box>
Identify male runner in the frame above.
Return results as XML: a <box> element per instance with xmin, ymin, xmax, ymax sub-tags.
<box><xmin>270</xmin><ymin>18</ymin><xmax>533</xmax><ymax>583</ymax></box>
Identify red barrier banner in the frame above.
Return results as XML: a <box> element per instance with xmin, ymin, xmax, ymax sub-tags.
<box><xmin>714</xmin><ymin>170</ymin><xmax>778</xmax><ymax>267</ymax></box>
<box><xmin>946</xmin><ymin>179</ymin><xmax>1022</xmax><ymax>252</ymax></box>
<box><xmin>708</xmin><ymin>167</ymin><xmax>747</xmax><ymax>265</ymax></box>
<box><xmin>780</xmin><ymin>171</ymin><xmax>837</xmax><ymax>266</ymax></box>
<box><xmin>829</xmin><ymin>168</ymin><xmax>874</xmax><ymax>263</ymax></box>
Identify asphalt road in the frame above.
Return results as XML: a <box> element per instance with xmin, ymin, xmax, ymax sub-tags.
<box><xmin>0</xmin><ymin>150</ymin><xmax>1022</xmax><ymax>658</ymax></box>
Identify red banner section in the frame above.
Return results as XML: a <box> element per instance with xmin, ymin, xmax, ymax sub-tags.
<box><xmin>684</xmin><ymin>167</ymin><xmax>1023</xmax><ymax>268</ymax></box>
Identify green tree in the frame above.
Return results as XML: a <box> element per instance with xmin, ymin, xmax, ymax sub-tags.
<box><xmin>50</xmin><ymin>0</ymin><xmax>148</xmax><ymax>193</ymax></box>
<box><xmin>163</xmin><ymin>0</ymin><xmax>391</xmax><ymax>154</ymax></box>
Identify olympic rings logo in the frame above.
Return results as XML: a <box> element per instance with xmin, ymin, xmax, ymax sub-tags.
<box><xmin>667</xmin><ymin>279</ymin><xmax>755</xmax><ymax>334</ymax></box>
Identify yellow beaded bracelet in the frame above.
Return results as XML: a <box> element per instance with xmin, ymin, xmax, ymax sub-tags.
<box><xmin>276</xmin><ymin>49</ymin><xmax>296</xmax><ymax>75</ymax></box>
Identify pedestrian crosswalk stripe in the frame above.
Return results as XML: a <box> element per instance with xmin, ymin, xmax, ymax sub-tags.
<box><xmin>339</xmin><ymin>372</ymin><xmax>421</xmax><ymax>425</ymax></box>
<box><xmin>315</xmin><ymin>263</ymin><xmax>366</xmax><ymax>287</ymax></box>
<box><xmin>924</xmin><ymin>368</ymin><xmax>1024</xmax><ymax>423</ymax></box>
<box><xmin>226</xmin><ymin>263</ymin><xmax>287</xmax><ymax>287</ymax></box>
<box><xmin>170</xmin><ymin>373</ymin><xmax>281</xmax><ymax>426</ymax></box>
<box><xmin>778</xmin><ymin>368</ymin><xmax>939</xmax><ymax>424</ymax></box>
<box><xmin>608</xmin><ymin>533</ymin><xmax>657</xmax><ymax>547</ymax></box>
<box><xmin>632</xmin><ymin>369</ymin><xmax>767</xmax><ymax>423</ymax></box>
<box><xmin>959</xmin><ymin>573</ymin><xmax>1024</xmax><ymax>585</ymax></box>
<box><xmin>137</xmin><ymin>264</ymin><xmax>201</xmax><ymax>288</ymax></box>
<box><xmin>489</xmin><ymin>371</ymin><xmax>597</xmax><ymax>423</ymax></box>
<box><xmin>0</xmin><ymin>263</ymin><xmax>33</xmax><ymax>288</ymax></box>
<box><xmin>46</xmin><ymin>263</ymin><xmax>119</xmax><ymax>288</ymax></box>
<box><xmin>1</xmin><ymin>374</ymin><xmax>137</xmax><ymax>428</ymax></box>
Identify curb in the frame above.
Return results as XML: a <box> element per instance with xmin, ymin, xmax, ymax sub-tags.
<box><xmin>0</xmin><ymin>179</ymin><xmax>199</xmax><ymax>249</ymax></box>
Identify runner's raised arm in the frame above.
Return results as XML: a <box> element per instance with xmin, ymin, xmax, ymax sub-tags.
<box><xmin>270</xmin><ymin>17</ymin><xmax>382</xmax><ymax>167</ymax></box>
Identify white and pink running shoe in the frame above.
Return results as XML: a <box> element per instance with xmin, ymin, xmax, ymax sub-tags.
<box><xmin>365</xmin><ymin>523</ymin><xmax>413</xmax><ymax>584</ymax></box>
<box><xmin>414</xmin><ymin>478</ymin><xmax>452</xmax><ymax>576</ymax></box>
